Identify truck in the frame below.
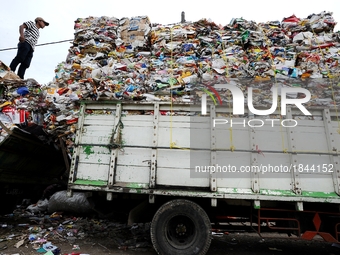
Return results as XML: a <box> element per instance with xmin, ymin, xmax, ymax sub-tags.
<box><xmin>66</xmin><ymin>86</ymin><xmax>340</xmax><ymax>255</ymax></box>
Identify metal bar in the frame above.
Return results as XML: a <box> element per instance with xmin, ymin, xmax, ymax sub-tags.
<box><xmin>149</xmin><ymin>103</ymin><xmax>159</xmax><ymax>189</ymax></box>
<box><xmin>249</xmin><ymin>113</ymin><xmax>260</xmax><ymax>193</ymax></box>
<box><xmin>323</xmin><ymin>109</ymin><xmax>340</xmax><ymax>195</ymax></box>
<box><xmin>210</xmin><ymin>104</ymin><xmax>217</xmax><ymax>192</ymax></box>
<box><xmin>69</xmin><ymin>104</ymin><xmax>86</xmax><ymax>183</ymax></box>
<box><xmin>68</xmin><ymin>183</ymin><xmax>340</xmax><ymax>201</ymax></box>
<box><xmin>286</xmin><ymin>107</ymin><xmax>301</xmax><ymax>195</ymax></box>
<box><xmin>108</xmin><ymin>103</ymin><xmax>122</xmax><ymax>187</ymax></box>
<box><xmin>77</xmin><ymin>144</ymin><xmax>338</xmax><ymax>155</ymax></box>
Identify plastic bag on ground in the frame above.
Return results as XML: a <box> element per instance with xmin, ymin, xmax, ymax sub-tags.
<box><xmin>26</xmin><ymin>199</ymin><xmax>49</xmax><ymax>214</ymax></box>
<box><xmin>48</xmin><ymin>190</ymin><xmax>93</xmax><ymax>214</ymax></box>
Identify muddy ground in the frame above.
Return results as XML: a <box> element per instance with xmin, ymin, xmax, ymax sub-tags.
<box><xmin>1</xmin><ymin>225</ymin><xmax>339</xmax><ymax>255</ymax></box>
<box><xmin>1</xmin><ymin>234</ymin><xmax>339</xmax><ymax>255</ymax></box>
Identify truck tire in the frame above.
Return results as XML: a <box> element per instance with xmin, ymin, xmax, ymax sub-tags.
<box><xmin>150</xmin><ymin>199</ymin><xmax>211</xmax><ymax>255</ymax></box>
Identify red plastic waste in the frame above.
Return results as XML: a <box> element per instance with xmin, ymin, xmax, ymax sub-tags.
<box><xmin>282</xmin><ymin>14</ymin><xmax>300</xmax><ymax>23</ymax></box>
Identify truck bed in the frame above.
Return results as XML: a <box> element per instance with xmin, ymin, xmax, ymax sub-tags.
<box><xmin>68</xmin><ymin>101</ymin><xmax>340</xmax><ymax>205</ymax></box>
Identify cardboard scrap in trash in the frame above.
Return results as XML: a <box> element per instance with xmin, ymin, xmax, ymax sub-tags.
<box><xmin>13</xmin><ymin>239</ymin><xmax>24</xmax><ymax>248</ymax></box>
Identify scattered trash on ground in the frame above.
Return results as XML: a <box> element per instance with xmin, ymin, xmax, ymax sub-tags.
<box><xmin>0</xmin><ymin>200</ymin><xmax>152</xmax><ymax>254</ymax></box>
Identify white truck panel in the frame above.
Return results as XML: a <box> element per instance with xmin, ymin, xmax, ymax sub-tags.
<box><xmin>115</xmin><ymin>165</ymin><xmax>150</xmax><ymax>184</ymax></box>
<box><xmin>68</xmin><ymin>102</ymin><xmax>340</xmax><ymax>205</ymax></box>
<box><xmin>76</xmin><ymin>163</ymin><xmax>109</xmax><ymax>182</ymax></box>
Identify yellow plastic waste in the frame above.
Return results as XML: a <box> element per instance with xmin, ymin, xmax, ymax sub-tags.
<box><xmin>72</xmin><ymin>63</ymin><xmax>81</xmax><ymax>70</ymax></box>
<box><xmin>0</xmin><ymin>101</ymin><xmax>11</xmax><ymax>108</ymax></box>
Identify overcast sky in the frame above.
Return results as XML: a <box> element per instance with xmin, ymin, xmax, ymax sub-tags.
<box><xmin>1</xmin><ymin>0</ymin><xmax>339</xmax><ymax>85</ymax></box>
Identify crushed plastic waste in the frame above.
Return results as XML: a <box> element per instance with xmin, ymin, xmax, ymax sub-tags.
<box><xmin>1</xmin><ymin>11</ymin><xmax>340</xmax><ymax>172</ymax></box>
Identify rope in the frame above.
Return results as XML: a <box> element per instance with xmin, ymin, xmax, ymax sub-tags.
<box><xmin>167</xmin><ymin>27</ymin><xmax>189</xmax><ymax>150</ymax></box>
<box><xmin>202</xmin><ymin>88</ymin><xmax>217</xmax><ymax>105</ymax></box>
<box><xmin>109</xmin><ymin>110</ymin><xmax>124</xmax><ymax>150</ymax></box>
<box><xmin>0</xmin><ymin>39</ymin><xmax>73</xmax><ymax>51</ymax></box>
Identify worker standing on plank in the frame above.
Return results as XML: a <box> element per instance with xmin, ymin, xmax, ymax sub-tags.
<box><xmin>9</xmin><ymin>17</ymin><xmax>49</xmax><ymax>79</ymax></box>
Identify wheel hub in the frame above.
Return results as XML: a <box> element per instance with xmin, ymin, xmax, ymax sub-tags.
<box><xmin>176</xmin><ymin>223</ymin><xmax>187</xmax><ymax>236</ymax></box>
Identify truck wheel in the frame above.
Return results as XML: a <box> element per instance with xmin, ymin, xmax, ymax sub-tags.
<box><xmin>150</xmin><ymin>199</ymin><xmax>211</xmax><ymax>255</ymax></box>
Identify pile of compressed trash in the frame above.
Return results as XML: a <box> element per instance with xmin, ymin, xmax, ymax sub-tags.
<box><xmin>0</xmin><ymin>61</ymin><xmax>46</xmax><ymax>143</ymax></box>
<box><xmin>1</xmin><ymin>11</ymin><xmax>340</xmax><ymax>153</ymax></box>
